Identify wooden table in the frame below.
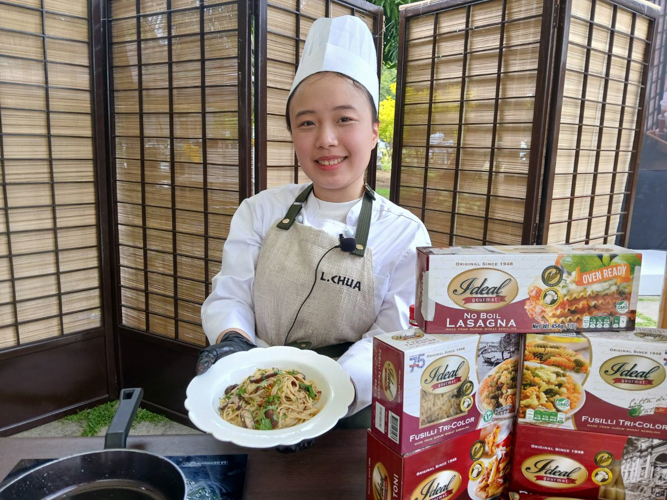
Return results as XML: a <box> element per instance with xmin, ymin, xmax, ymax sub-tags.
<box><xmin>0</xmin><ymin>429</ymin><xmax>367</xmax><ymax>499</ymax></box>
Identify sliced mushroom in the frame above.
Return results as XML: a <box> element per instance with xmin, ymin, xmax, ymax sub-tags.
<box><xmin>220</xmin><ymin>395</ymin><xmax>241</xmax><ymax>413</ymax></box>
<box><xmin>241</xmin><ymin>410</ymin><xmax>254</xmax><ymax>429</ymax></box>
<box><xmin>249</xmin><ymin>371</ymin><xmax>278</xmax><ymax>384</ymax></box>
<box><xmin>224</xmin><ymin>383</ymin><xmax>239</xmax><ymax>395</ymax></box>
<box><xmin>265</xmin><ymin>409</ymin><xmax>279</xmax><ymax>429</ymax></box>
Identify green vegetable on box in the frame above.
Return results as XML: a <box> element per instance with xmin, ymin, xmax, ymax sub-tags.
<box><xmin>611</xmin><ymin>254</ymin><xmax>641</xmax><ymax>274</ymax></box>
<box><xmin>560</xmin><ymin>255</ymin><xmax>604</xmax><ymax>274</ymax></box>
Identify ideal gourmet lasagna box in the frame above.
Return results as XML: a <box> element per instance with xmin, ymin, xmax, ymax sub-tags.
<box><xmin>368</xmin><ymin>420</ymin><xmax>513</xmax><ymax>500</ymax></box>
<box><xmin>372</xmin><ymin>331</ymin><xmax>519</xmax><ymax>455</ymax></box>
<box><xmin>509</xmin><ymin>424</ymin><xmax>667</xmax><ymax>499</ymax></box>
<box><xmin>518</xmin><ymin>328</ymin><xmax>667</xmax><ymax>440</ymax></box>
<box><xmin>416</xmin><ymin>245</ymin><xmax>641</xmax><ymax>334</ymax></box>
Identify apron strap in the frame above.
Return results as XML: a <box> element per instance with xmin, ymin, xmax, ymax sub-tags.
<box><xmin>276</xmin><ymin>183</ymin><xmax>375</xmax><ymax>257</ymax></box>
<box><xmin>352</xmin><ymin>184</ymin><xmax>375</xmax><ymax>257</ymax></box>
<box><xmin>276</xmin><ymin>184</ymin><xmax>314</xmax><ymax>230</ymax></box>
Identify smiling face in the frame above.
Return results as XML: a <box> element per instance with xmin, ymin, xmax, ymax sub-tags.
<box><xmin>288</xmin><ymin>72</ymin><xmax>379</xmax><ymax>202</ymax></box>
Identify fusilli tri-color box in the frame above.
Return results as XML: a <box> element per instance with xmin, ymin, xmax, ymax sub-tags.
<box><xmin>519</xmin><ymin>328</ymin><xmax>667</xmax><ymax>440</ymax></box>
<box><xmin>416</xmin><ymin>245</ymin><xmax>641</xmax><ymax>334</ymax></box>
<box><xmin>372</xmin><ymin>331</ymin><xmax>519</xmax><ymax>455</ymax></box>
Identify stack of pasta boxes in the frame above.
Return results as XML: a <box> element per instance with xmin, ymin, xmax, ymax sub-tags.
<box><xmin>367</xmin><ymin>244</ymin><xmax>666</xmax><ymax>500</ymax></box>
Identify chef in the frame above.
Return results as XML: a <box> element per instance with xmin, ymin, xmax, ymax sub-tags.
<box><xmin>197</xmin><ymin>15</ymin><xmax>430</xmax><ymax>428</ymax></box>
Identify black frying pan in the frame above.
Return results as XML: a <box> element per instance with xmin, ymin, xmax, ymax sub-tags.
<box><xmin>0</xmin><ymin>389</ymin><xmax>187</xmax><ymax>500</ymax></box>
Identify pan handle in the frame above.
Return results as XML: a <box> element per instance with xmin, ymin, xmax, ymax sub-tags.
<box><xmin>104</xmin><ymin>388</ymin><xmax>144</xmax><ymax>449</ymax></box>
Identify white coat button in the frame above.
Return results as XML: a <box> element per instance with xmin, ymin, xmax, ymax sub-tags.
<box><xmin>344</xmin><ymin>227</ymin><xmax>354</xmax><ymax>237</ymax></box>
<box><xmin>297</xmin><ymin>215</ymin><xmax>303</xmax><ymax>223</ymax></box>
<box><xmin>281</xmin><ymin>218</ymin><xmax>290</xmax><ymax>224</ymax></box>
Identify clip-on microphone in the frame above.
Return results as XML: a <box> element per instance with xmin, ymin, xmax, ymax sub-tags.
<box><xmin>338</xmin><ymin>234</ymin><xmax>357</xmax><ymax>253</ymax></box>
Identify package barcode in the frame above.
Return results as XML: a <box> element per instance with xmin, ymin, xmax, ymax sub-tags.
<box><xmin>374</xmin><ymin>402</ymin><xmax>386</xmax><ymax>434</ymax></box>
<box><xmin>389</xmin><ymin>411</ymin><xmax>400</xmax><ymax>444</ymax></box>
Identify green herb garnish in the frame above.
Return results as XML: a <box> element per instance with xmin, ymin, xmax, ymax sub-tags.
<box><xmin>299</xmin><ymin>382</ymin><xmax>316</xmax><ymax>399</ymax></box>
<box><xmin>258</xmin><ymin>418</ymin><xmax>273</xmax><ymax>430</ymax></box>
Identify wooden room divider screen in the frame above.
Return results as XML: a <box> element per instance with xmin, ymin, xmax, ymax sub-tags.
<box><xmin>0</xmin><ymin>0</ymin><xmax>115</xmax><ymax>434</ymax></box>
<box><xmin>0</xmin><ymin>0</ymin><xmax>383</xmax><ymax>432</ymax></box>
<box><xmin>390</xmin><ymin>0</ymin><xmax>660</xmax><ymax>247</ymax></box>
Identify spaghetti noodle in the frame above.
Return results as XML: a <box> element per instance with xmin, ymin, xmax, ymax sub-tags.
<box><xmin>219</xmin><ymin>368</ymin><xmax>322</xmax><ymax>430</ymax></box>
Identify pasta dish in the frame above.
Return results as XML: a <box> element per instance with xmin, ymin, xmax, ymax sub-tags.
<box><xmin>519</xmin><ymin>364</ymin><xmax>583</xmax><ymax>418</ymax></box>
<box><xmin>475</xmin><ymin>424</ymin><xmax>511</xmax><ymax>499</ymax></box>
<box><xmin>219</xmin><ymin>368</ymin><xmax>322</xmax><ymax>430</ymax></box>
<box><xmin>524</xmin><ymin>254</ymin><xmax>639</xmax><ymax>329</ymax></box>
<box><xmin>524</xmin><ymin>339</ymin><xmax>589</xmax><ymax>373</ymax></box>
<box><xmin>525</xmin><ymin>274</ymin><xmax>633</xmax><ymax>328</ymax></box>
<box><xmin>478</xmin><ymin>358</ymin><xmax>518</xmax><ymax>415</ymax></box>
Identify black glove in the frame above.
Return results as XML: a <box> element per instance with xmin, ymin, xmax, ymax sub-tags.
<box><xmin>275</xmin><ymin>438</ymin><xmax>315</xmax><ymax>454</ymax></box>
<box><xmin>196</xmin><ymin>331</ymin><xmax>256</xmax><ymax>375</ymax></box>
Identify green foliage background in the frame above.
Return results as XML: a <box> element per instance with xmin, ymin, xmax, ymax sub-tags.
<box><xmin>369</xmin><ymin>0</ymin><xmax>422</xmax><ymax>68</ymax></box>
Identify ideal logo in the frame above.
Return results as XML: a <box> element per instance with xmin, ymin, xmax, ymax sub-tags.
<box><xmin>382</xmin><ymin>361</ymin><xmax>398</xmax><ymax>402</ymax></box>
<box><xmin>372</xmin><ymin>462</ymin><xmax>390</xmax><ymax>500</ymax></box>
<box><xmin>411</xmin><ymin>470</ymin><xmax>461</xmax><ymax>500</ymax></box>
<box><xmin>421</xmin><ymin>356</ymin><xmax>470</xmax><ymax>394</ymax></box>
<box><xmin>447</xmin><ymin>268</ymin><xmax>519</xmax><ymax>311</ymax></box>
<box><xmin>521</xmin><ymin>455</ymin><xmax>588</xmax><ymax>489</ymax></box>
<box><xmin>600</xmin><ymin>355</ymin><xmax>666</xmax><ymax>391</ymax></box>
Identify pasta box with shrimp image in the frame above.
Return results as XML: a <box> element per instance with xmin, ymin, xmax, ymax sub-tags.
<box><xmin>518</xmin><ymin>329</ymin><xmax>667</xmax><ymax>440</ymax></box>
<box><xmin>367</xmin><ymin>419</ymin><xmax>513</xmax><ymax>500</ymax></box>
<box><xmin>509</xmin><ymin>423</ymin><xmax>667</xmax><ymax>500</ymax></box>
<box><xmin>416</xmin><ymin>245</ymin><xmax>642</xmax><ymax>334</ymax></box>
<box><xmin>372</xmin><ymin>331</ymin><xmax>520</xmax><ymax>455</ymax></box>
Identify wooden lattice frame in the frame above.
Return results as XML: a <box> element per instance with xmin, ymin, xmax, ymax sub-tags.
<box><xmin>390</xmin><ymin>0</ymin><xmax>556</xmax><ymax>246</ymax></box>
<box><xmin>107</xmin><ymin>0</ymin><xmax>252</xmax><ymax>346</ymax></box>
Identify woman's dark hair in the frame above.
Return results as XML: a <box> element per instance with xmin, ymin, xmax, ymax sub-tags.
<box><xmin>285</xmin><ymin>72</ymin><xmax>379</xmax><ymax>133</ymax></box>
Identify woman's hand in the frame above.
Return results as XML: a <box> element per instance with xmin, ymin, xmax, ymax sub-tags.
<box><xmin>195</xmin><ymin>331</ymin><xmax>256</xmax><ymax>375</ymax></box>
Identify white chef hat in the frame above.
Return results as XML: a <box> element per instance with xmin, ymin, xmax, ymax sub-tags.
<box><xmin>288</xmin><ymin>15</ymin><xmax>379</xmax><ymax>112</ymax></box>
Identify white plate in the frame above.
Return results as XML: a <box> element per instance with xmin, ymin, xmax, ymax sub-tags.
<box><xmin>185</xmin><ymin>346</ymin><xmax>355</xmax><ymax>448</ymax></box>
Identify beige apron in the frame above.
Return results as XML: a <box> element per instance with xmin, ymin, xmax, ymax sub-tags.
<box><xmin>253</xmin><ymin>184</ymin><xmax>377</xmax><ymax>349</ymax></box>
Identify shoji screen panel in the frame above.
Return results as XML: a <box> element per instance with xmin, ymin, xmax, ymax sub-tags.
<box><xmin>0</xmin><ymin>0</ymin><xmax>102</xmax><ymax>349</ymax></box>
<box><xmin>646</xmin><ymin>0</ymin><xmax>666</xmax><ymax>131</ymax></box>
<box><xmin>391</xmin><ymin>0</ymin><xmax>553</xmax><ymax>247</ymax></box>
<box><xmin>255</xmin><ymin>0</ymin><xmax>383</xmax><ymax>191</ymax></box>
<box><xmin>543</xmin><ymin>0</ymin><xmax>657</xmax><ymax>245</ymax></box>
<box><xmin>109</xmin><ymin>0</ymin><xmax>251</xmax><ymax>346</ymax></box>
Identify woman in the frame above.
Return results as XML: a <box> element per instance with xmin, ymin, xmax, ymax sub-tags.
<box><xmin>197</xmin><ymin>16</ymin><xmax>430</xmax><ymax>425</ymax></box>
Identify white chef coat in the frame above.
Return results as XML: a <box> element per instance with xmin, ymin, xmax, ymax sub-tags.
<box><xmin>201</xmin><ymin>183</ymin><xmax>431</xmax><ymax>413</ymax></box>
